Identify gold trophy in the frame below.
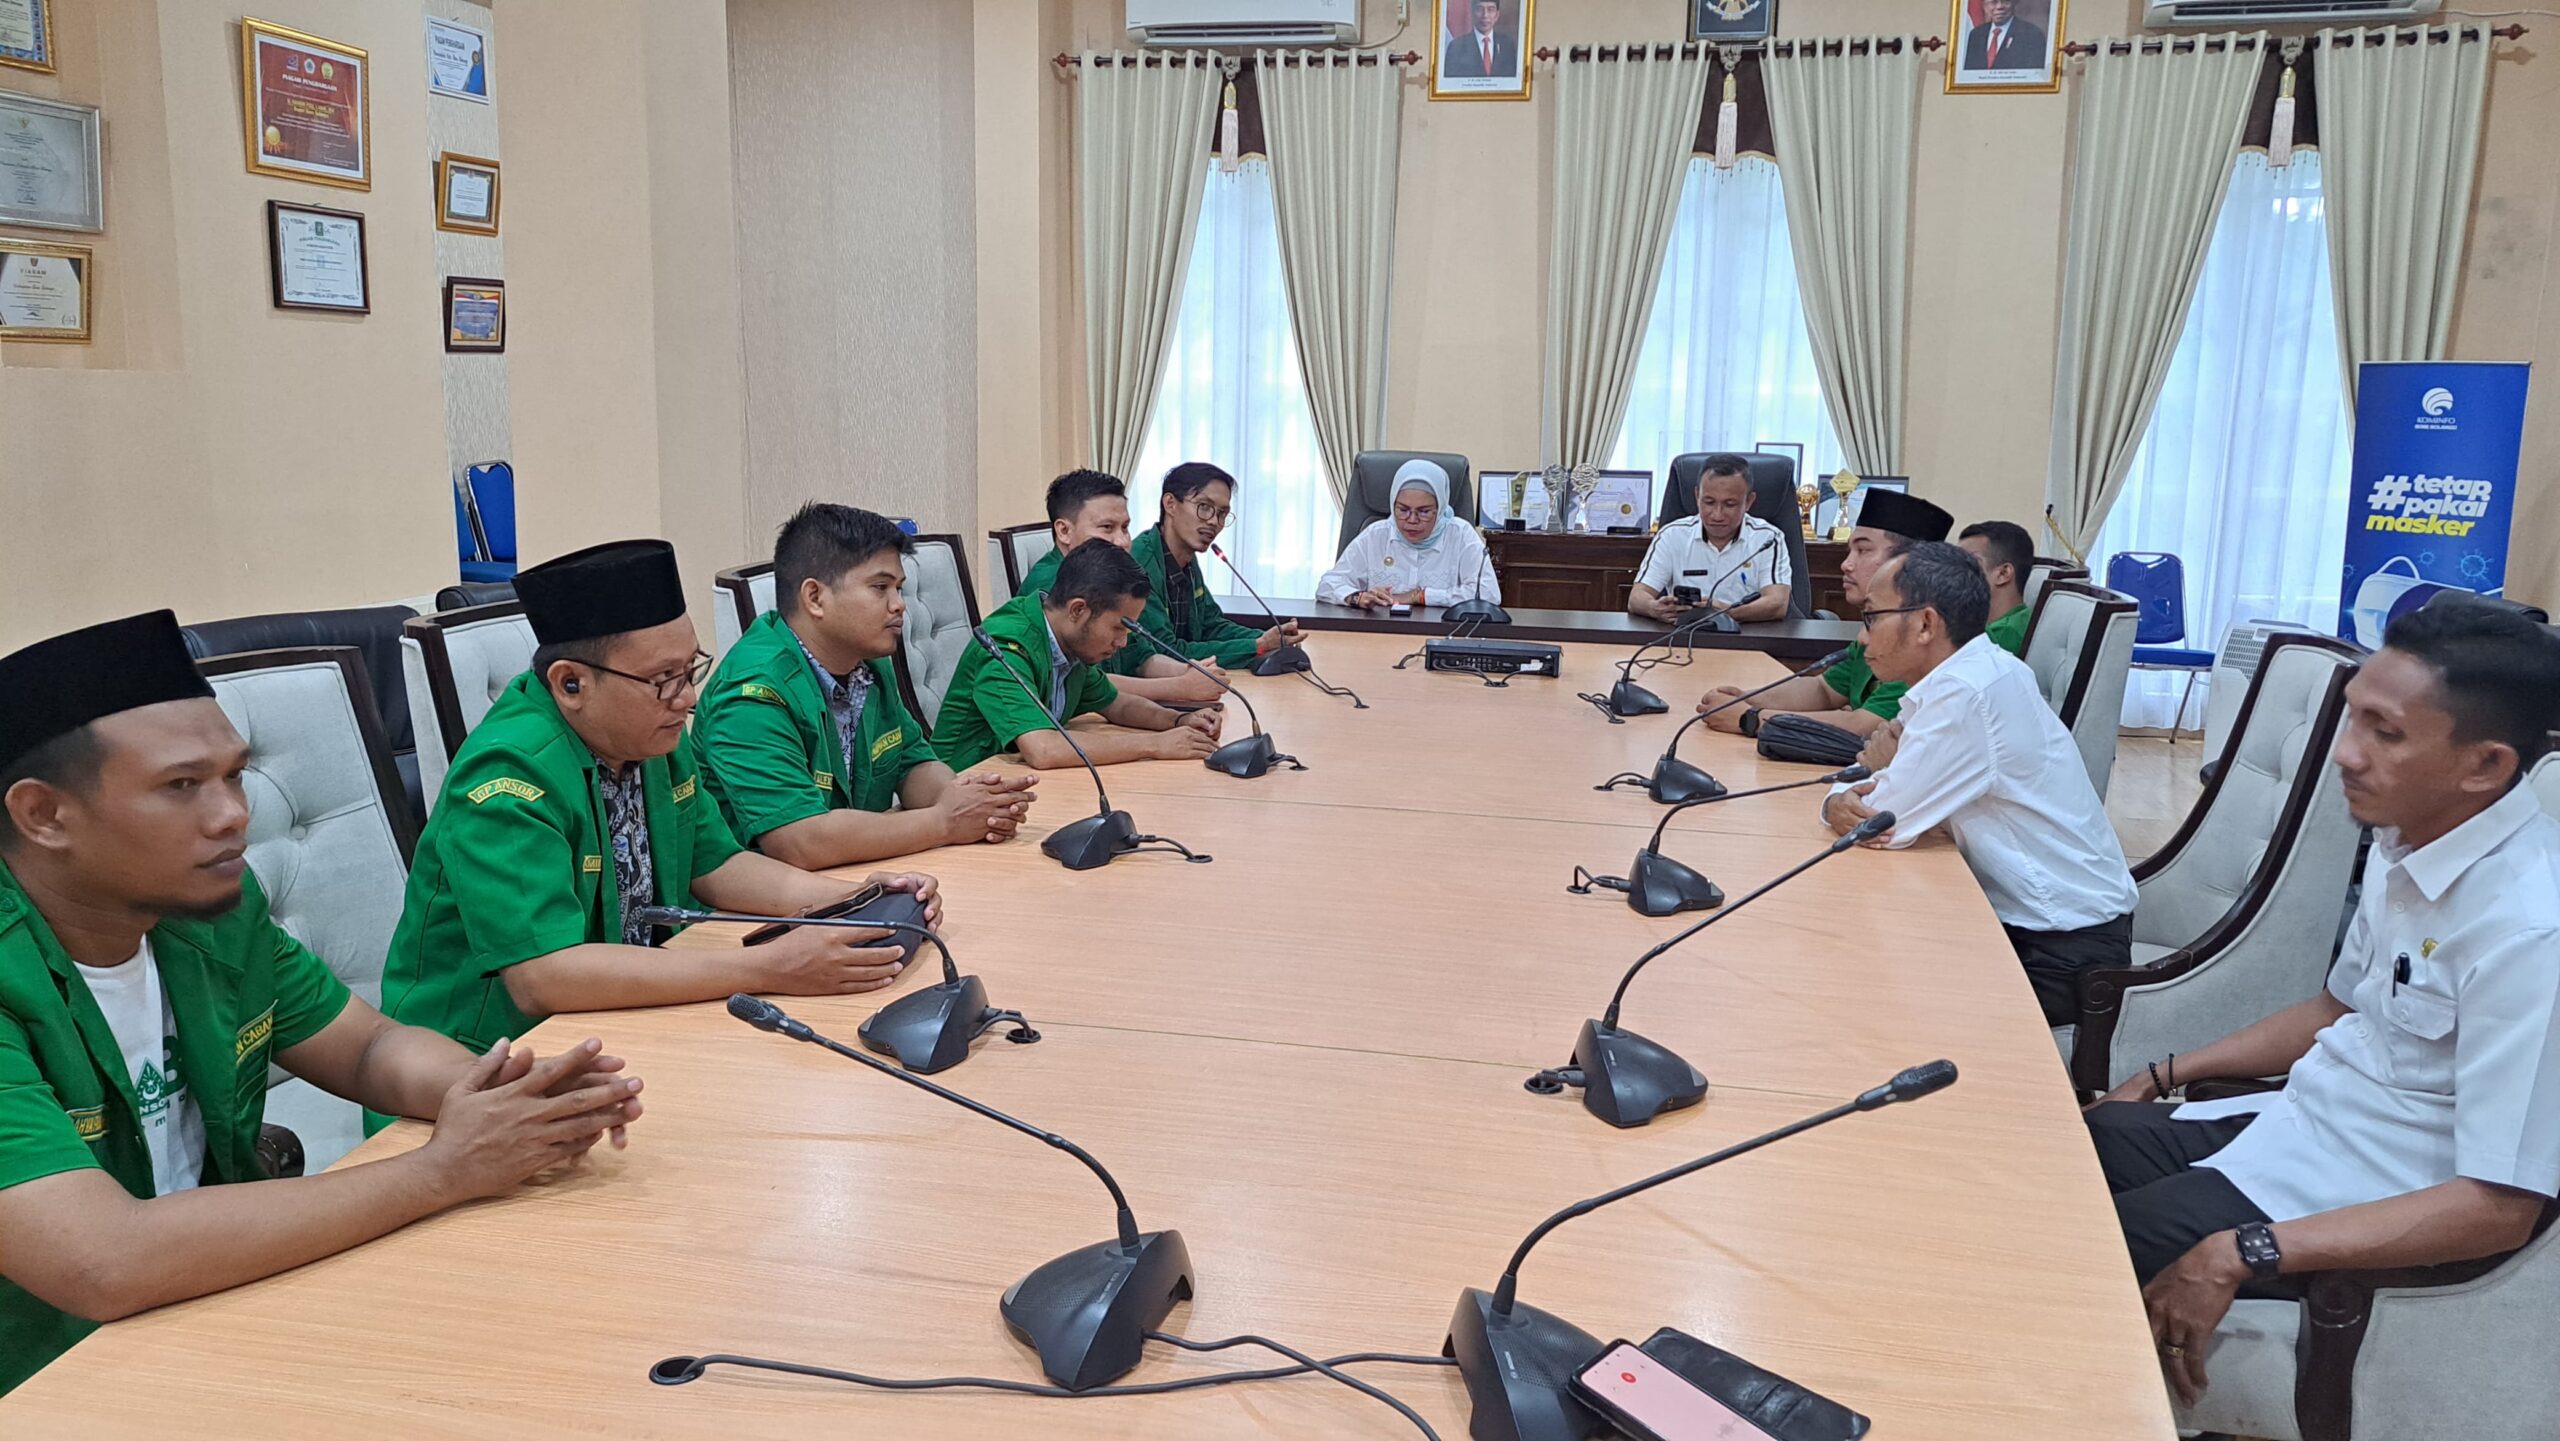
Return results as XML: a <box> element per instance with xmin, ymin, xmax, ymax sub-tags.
<box><xmin>1826</xmin><ymin>470</ymin><xmax>1861</xmax><ymax>543</ymax></box>
<box><xmin>1795</xmin><ymin>478</ymin><xmax>1819</xmax><ymax>539</ymax></box>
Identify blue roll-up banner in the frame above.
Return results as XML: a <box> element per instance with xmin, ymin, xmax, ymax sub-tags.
<box><xmin>2339</xmin><ymin>361</ymin><xmax>2531</xmax><ymax>647</ymax></box>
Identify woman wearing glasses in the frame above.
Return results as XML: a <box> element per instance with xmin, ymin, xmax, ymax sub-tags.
<box><xmin>1316</xmin><ymin>458</ymin><xmax>1500</xmax><ymax>612</ymax></box>
<box><xmin>1125</xmin><ymin>462</ymin><xmax>1307</xmax><ymax>673</ymax></box>
<box><xmin>378</xmin><ymin>539</ymin><xmax>942</xmax><ymax>1066</ymax></box>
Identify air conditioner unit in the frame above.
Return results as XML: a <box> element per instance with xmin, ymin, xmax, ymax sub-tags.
<box><xmin>1126</xmin><ymin>0</ymin><xmax>1360</xmax><ymax>48</ymax></box>
<box><xmin>2144</xmin><ymin>0</ymin><xmax>2437</xmax><ymax>26</ymax></box>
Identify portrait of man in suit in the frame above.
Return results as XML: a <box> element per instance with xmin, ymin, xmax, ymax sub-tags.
<box><xmin>1435</xmin><ymin>0</ymin><xmax>1528</xmax><ymax>97</ymax></box>
<box><xmin>1959</xmin><ymin>0</ymin><xmax>2051</xmax><ymax>74</ymax></box>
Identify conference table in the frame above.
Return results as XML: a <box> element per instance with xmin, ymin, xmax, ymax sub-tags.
<box><xmin>6</xmin><ymin>622</ymin><xmax>2177</xmax><ymax>1440</ymax></box>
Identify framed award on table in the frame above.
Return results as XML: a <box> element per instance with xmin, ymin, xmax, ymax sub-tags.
<box><xmin>267</xmin><ymin>200</ymin><xmax>369</xmax><ymax>314</ymax></box>
<box><xmin>0</xmin><ymin>92</ymin><xmax>101</xmax><ymax>232</ymax></box>
<box><xmin>2</xmin><ymin>0</ymin><xmax>56</xmax><ymax>74</ymax></box>
<box><xmin>0</xmin><ymin>235</ymin><xmax>89</xmax><ymax>342</ymax></box>
<box><xmin>241</xmin><ymin>17</ymin><xmax>370</xmax><ymax>190</ymax></box>
<box><xmin>444</xmin><ymin>276</ymin><xmax>504</xmax><ymax>353</ymax></box>
<box><xmin>435</xmin><ymin>152</ymin><xmax>500</xmax><ymax>235</ymax></box>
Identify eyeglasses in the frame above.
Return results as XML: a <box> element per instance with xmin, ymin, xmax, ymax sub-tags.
<box><xmin>1393</xmin><ymin>503</ymin><xmax>1439</xmax><ymax>522</ymax></box>
<box><xmin>588</xmin><ymin>649</ymin><xmax>713</xmax><ymax>704</ymax></box>
<box><xmin>1182</xmin><ymin>496</ymin><xmax>1232</xmax><ymax>526</ymax></box>
<box><xmin>1859</xmin><ymin>604</ymin><xmax>1926</xmax><ymax>630</ymax></box>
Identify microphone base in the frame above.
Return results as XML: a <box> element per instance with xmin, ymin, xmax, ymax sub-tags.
<box><xmin>1206</xmin><ymin>731</ymin><xmax>1292</xmax><ymax>779</ymax></box>
<box><xmin>859</xmin><ymin>974</ymin><xmax>997</xmax><ymax>1074</ymax></box>
<box><xmin>1001</xmin><ymin>1229</ymin><xmax>1195</xmax><ymax>1392</ymax></box>
<box><xmin>1645</xmin><ymin>755</ymin><xmax>1727</xmax><ymax>806</ymax></box>
<box><xmin>1042</xmin><ymin>809</ymin><xmax>1140</xmax><ymax>871</ymax></box>
<box><xmin>1569</xmin><ymin>1018</ymin><xmax>1709</xmax><ymax>1128</ymax></box>
<box><xmin>1252</xmin><ymin>644</ymin><xmax>1311</xmax><ymax>676</ymax></box>
<box><xmin>1606</xmin><ymin>678</ymin><xmax>1668</xmax><ymax>717</ymax></box>
<box><xmin>1443</xmin><ymin>1288</ymin><xmax>1610</xmax><ymax>1441</ymax></box>
<box><xmin>1442</xmin><ymin>599</ymin><xmax>1512</xmax><ymax>625</ymax></box>
<box><xmin>1626</xmin><ymin>848</ymin><xmax>1725</xmax><ymax>917</ymax></box>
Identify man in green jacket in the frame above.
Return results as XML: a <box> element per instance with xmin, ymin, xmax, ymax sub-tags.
<box><xmin>1120</xmin><ymin>462</ymin><xmax>1306</xmax><ymax>675</ymax></box>
<box><xmin>933</xmin><ymin>540</ymin><xmax>1224</xmax><ymax>773</ymax></box>
<box><xmin>1958</xmin><ymin>518</ymin><xmax>2039</xmax><ymax>656</ymax></box>
<box><xmin>698</xmin><ymin>504</ymin><xmax>1035</xmax><ymax>868</ymax></box>
<box><xmin>1693</xmin><ymin>488</ymin><xmax>1957</xmax><ymax>740</ymax></box>
<box><xmin>381</xmin><ymin>539</ymin><xmax>941</xmax><ymax>1058</ymax></box>
<box><xmin>1015</xmin><ymin>469</ymin><xmax>1223</xmax><ymax>702</ymax></box>
<box><xmin>0</xmin><ymin>611</ymin><xmax>643</xmax><ymax>1395</ymax></box>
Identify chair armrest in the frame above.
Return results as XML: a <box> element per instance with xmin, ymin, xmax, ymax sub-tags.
<box><xmin>2067</xmin><ymin>950</ymin><xmax>2199</xmax><ymax>1092</ymax></box>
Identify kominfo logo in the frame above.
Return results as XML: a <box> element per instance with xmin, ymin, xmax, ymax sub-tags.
<box><xmin>2422</xmin><ymin>387</ymin><xmax>2454</xmax><ymax>416</ymax></box>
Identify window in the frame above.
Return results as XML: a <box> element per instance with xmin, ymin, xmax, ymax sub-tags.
<box><xmin>1608</xmin><ymin>156</ymin><xmax>1844</xmax><ymax>485</ymax></box>
<box><xmin>1131</xmin><ymin>160</ymin><xmax>1334</xmax><ymax>598</ymax></box>
<box><xmin>2096</xmin><ymin>152</ymin><xmax>2352</xmax><ymax>730</ymax></box>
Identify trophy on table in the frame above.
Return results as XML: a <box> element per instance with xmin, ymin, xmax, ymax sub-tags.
<box><xmin>1567</xmin><ymin>462</ymin><xmax>1600</xmax><ymax>534</ymax></box>
<box><xmin>1539</xmin><ymin>465</ymin><xmax>1570</xmax><ymax>534</ymax></box>
<box><xmin>1826</xmin><ymin>470</ymin><xmax>1862</xmax><ymax>543</ymax></box>
<box><xmin>1796</xmin><ymin>477</ymin><xmax>1820</xmax><ymax>539</ymax></box>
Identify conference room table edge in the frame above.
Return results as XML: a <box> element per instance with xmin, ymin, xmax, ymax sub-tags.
<box><xmin>1213</xmin><ymin>595</ymin><xmax>1862</xmax><ymax>661</ymax></box>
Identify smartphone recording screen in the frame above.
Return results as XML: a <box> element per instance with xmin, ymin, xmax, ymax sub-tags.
<box><xmin>1578</xmin><ymin>1343</ymin><xmax>1770</xmax><ymax>1441</ymax></box>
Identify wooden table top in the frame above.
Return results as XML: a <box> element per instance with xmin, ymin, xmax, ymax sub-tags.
<box><xmin>1215</xmin><ymin>595</ymin><xmax>1865</xmax><ymax>661</ymax></box>
<box><xmin>5</xmin><ymin>633</ymin><xmax>2175</xmax><ymax>1440</ymax></box>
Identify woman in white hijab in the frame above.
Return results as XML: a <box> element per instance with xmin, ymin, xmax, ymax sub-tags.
<box><xmin>1316</xmin><ymin>459</ymin><xmax>1500</xmax><ymax>610</ymax></box>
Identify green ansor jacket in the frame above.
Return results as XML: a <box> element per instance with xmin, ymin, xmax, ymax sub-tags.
<box><xmin>694</xmin><ymin>610</ymin><xmax>937</xmax><ymax>842</ymax></box>
<box><xmin>928</xmin><ymin>591</ymin><xmax>1118</xmax><ymax>772</ymax></box>
<box><xmin>1116</xmin><ymin>526</ymin><xmax>1268</xmax><ymax>675</ymax></box>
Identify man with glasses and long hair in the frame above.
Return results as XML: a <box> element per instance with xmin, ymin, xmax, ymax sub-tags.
<box><xmin>1125</xmin><ymin>462</ymin><xmax>1306</xmax><ymax>674</ymax></box>
<box><xmin>381</xmin><ymin>540</ymin><xmax>942</xmax><ymax>1062</ymax></box>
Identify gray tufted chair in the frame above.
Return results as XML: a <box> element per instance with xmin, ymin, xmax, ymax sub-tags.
<box><xmin>400</xmin><ymin>601</ymin><xmax>538</xmax><ymax>813</ymax></box>
<box><xmin>2019</xmin><ymin>580</ymin><xmax>2140</xmax><ymax>800</ymax></box>
<box><xmin>989</xmin><ymin>523</ymin><xmax>1057</xmax><ymax>606</ymax></box>
<box><xmin>2057</xmin><ymin>633</ymin><xmax>2364</xmax><ymax>1091</ymax></box>
<box><xmin>1338</xmin><ymin>450</ymin><xmax>1474</xmax><ymax>554</ymax></box>
<box><xmin>893</xmin><ymin>533</ymin><xmax>981</xmax><ymax>733</ymax></box>
<box><xmin>199</xmin><ymin>648</ymin><xmax>415</xmax><ymax>1173</ymax></box>
<box><xmin>2019</xmin><ymin>558</ymin><xmax>2087</xmax><ymax>618</ymax></box>
<box><xmin>712</xmin><ymin>563</ymin><xmax>777</xmax><ymax>660</ymax></box>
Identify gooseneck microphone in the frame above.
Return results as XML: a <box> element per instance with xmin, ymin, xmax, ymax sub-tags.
<box><xmin>1121</xmin><ymin>616</ymin><xmax>1302</xmax><ymax>779</ymax></box>
<box><xmin>968</xmin><ymin>627</ymin><xmax>1208</xmax><ymax>871</ymax></box>
<box><xmin>725</xmin><ymin>994</ymin><xmax>1194</xmax><ymax>1392</ymax></box>
<box><xmin>639</xmin><ymin>904</ymin><xmax>1034</xmax><ymax>1074</ymax></box>
<box><xmin>1603</xmin><ymin>647</ymin><xmax>1850</xmax><ymax>803</ymax></box>
<box><xmin>1572</xmin><ymin>763</ymin><xmax>1870</xmax><ymax>917</ymax></box>
<box><xmin>1447</xmin><ymin>1060</ymin><xmax>1958</xmax><ymax>1441</ymax></box>
<box><xmin>1205</xmin><ymin>541</ymin><xmax>1310</xmax><ymax>677</ymax></box>
<box><xmin>1585</xmin><ymin>538</ymin><xmax>1777</xmax><ymax>721</ymax></box>
<box><xmin>1441</xmin><ymin>533</ymin><xmax>1511</xmax><ymax>626</ymax></box>
<box><xmin>1536</xmin><ymin>810</ymin><xmax>1895</xmax><ymax>1128</ymax></box>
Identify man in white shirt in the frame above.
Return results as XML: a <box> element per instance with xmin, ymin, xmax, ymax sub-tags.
<box><xmin>1819</xmin><ymin>542</ymin><xmax>2139</xmax><ymax>1023</ymax></box>
<box><xmin>1628</xmin><ymin>455</ymin><xmax>1791</xmax><ymax>625</ymax></box>
<box><xmin>2085</xmin><ymin>600</ymin><xmax>2560</xmax><ymax>1409</ymax></box>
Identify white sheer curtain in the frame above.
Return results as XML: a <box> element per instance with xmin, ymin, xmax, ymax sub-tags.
<box><xmin>2098</xmin><ymin>152</ymin><xmax>2353</xmax><ymax>731</ymax></box>
<box><xmin>1608</xmin><ymin>156</ymin><xmax>1845</xmax><ymax>483</ymax></box>
<box><xmin>1132</xmin><ymin>160</ymin><xmax>1334</xmax><ymax>598</ymax></box>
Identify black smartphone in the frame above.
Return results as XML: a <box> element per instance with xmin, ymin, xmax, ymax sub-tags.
<box><xmin>1672</xmin><ymin>584</ymin><xmax>1703</xmax><ymax>605</ymax></box>
<box><xmin>1572</xmin><ymin>1340</ymin><xmax>1776</xmax><ymax>1441</ymax></box>
<box><xmin>741</xmin><ymin>883</ymin><xmax>885</xmax><ymax>946</ymax></box>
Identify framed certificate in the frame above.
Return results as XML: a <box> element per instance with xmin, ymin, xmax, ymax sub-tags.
<box><xmin>435</xmin><ymin>152</ymin><xmax>500</xmax><ymax>235</ymax></box>
<box><xmin>424</xmin><ymin>15</ymin><xmax>491</xmax><ymax>103</ymax></box>
<box><xmin>241</xmin><ymin>18</ymin><xmax>370</xmax><ymax>190</ymax></box>
<box><xmin>1</xmin><ymin>0</ymin><xmax>55</xmax><ymax>74</ymax></box>
<box><xmin>266</xmin><ymin>200</ymin><xmax>369</xmax><ymax>313</ymax></box>
<box><xmin>1574</xmin><ymin>470</ymin><xmax>1653</xmax><ymax>534</ymax></box>
<box><xmin>444</xmin><ymin>276</ymin><xmax>504</xmax><ymax>352</ymax></box>
<box><xmin>0</xmin><ymin>235</ymin><xmax>89</xmax><ymax>342</ymax></box>
<box><xmin>0</xmin><ymin>92</ymin><xmax>100</xmax><ymax>232</ymax></box>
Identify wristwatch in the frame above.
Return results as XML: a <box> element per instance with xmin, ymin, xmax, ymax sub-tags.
<box><xmin>2234</xmin><ymin>1222</ymin><xmax>2282</xmax><ymax>1282</ymax></box>
<box><xmin>1740</xmin><ymin>707</ymin><xmax>1763</xmax><ymax>738</ymax></box>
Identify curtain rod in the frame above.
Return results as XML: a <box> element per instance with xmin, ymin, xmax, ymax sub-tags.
<box><xmin>2062</xmin><ymin>22</ymin><xmax>2522</xmax><ymax>57</ymax></box>
<box><xmin>1051</xmin><ymin>51</ymin><xmax>1420</xmax><ymax>69</ymax></box>
<box><xmin>1537</xmin><ymin>36</ymin><xmax>1945</xmax><ymax>61</ymax></box>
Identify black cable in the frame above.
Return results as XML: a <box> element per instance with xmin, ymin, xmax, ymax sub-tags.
<box><xmin>1594</xmin><ymin>771</ymin><xmax>1650</xmax><ymax>792</ymax></box>
<box><xmin>1298</xmin><ymin>665</ymin><xmax>1369</xmax><ymax>708</ymax></box>
<box><xmin>1147</xmin><ymin>1331</ymin><xmax>1444</xmax><ymax>1440</ymax></box>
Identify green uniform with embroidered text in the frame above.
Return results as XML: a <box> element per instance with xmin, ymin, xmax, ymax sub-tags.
<box><xmin>0</xmin><ymin>859</ymin><xmax>351</xmax><ymax>1394</ymax></box>
<box><xmin>695</xmin><ymin>610</ymin><xmax>937</xmax><ymax>843</ymax></box>
<box><xmin>930</xmin><ymin>592</ymin><xmax>1119</xmax><ymax>772</ymax></box>
<box><xmin>1118</xmin><ymin>526</ymin><xmax>1268</xmax><ymax>674</ymax></box>
<box><xmin>379</xmin><ymin>671</ymin><xmax>743</xmax><ymax>1058</ymax></box>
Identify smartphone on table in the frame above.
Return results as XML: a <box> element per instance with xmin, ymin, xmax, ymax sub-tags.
<box><xmin>1573</xmin><ymin>1340</ymin><xmax>1776</xmax><ymax>1441</ymax></box>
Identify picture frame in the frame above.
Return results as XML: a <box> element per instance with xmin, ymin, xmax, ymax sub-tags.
<box><xmin>1812</xmin><ymin>475</ymin><xmax>1911</xmax><ymax>535</ymax></box>
<box><xmin>444</xmin><ymin>276</ymin><xmax>505</xmax><ymax>353</ymax></box>
<box><xmin>1430</xmin><ymin>0</ymin><xmax>1533</xmax><ymax>102</ymax></box>
<box><xmin>241</xmin><ymin>17</ymin><xmax>371</xmax><ymax>190</ymax></box>
<box><xmin>1689</xmin><ymin>0</ymin><xmax>1777</xmax><ymax>43</ymax></box>
<box><xmin>424</xmin><ymin>14</ymin><xmax>491</xmax><ymax>104</ymax></box>
<box><xmin>266</xmin><ymin>200</ymin><xmax>369</xmax><ymax>314</ymax></box>
<box><xmin>0</xmin><ymin>0</ymin><xmax>56</xmax><ymax>74</ymax></box>
<box><xmin>0</xmin><ymin>92</ymin><xmax>103</xmax><ymax>232</ymax></box>
<box><xmin>435</xmin><ymin>152</ymin><xmax>500</xmax><ymax>235</ymax></box>
<box><xmin>0</xmin><ymin>233</ymin><xmax>89</xmax><ymax>341</ymax></box>
<box><xmin>1946</xmin><ymin>0</ymin><xmax>2065</xmax><ymax>94</ymax></box>
<box><xmin>1752</xmin><ymin>441</ymin><xmax>1806</xmax><ymax>476</ymax></box>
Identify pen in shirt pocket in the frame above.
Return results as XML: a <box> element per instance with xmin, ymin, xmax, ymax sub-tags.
<box><xmin>2393</xmin><ymin>952</ymin><xmax>2411</xmax><ymax>994</ymax></box>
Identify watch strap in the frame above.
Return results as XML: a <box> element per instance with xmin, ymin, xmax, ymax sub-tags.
<box><xmin>2234</xmin><ymin>1222</ymin><xmax>2282</xmax><ymax>1282</ymax></box>
<box><xmin>1741</xmin><ymin>707</ymin><xmax>1763</xmax><ymax>737</ymax></box>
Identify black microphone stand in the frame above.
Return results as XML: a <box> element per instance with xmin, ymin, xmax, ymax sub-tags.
<box><xmin>1583</xmin><ymin>538</ymin><xmax>1780</xmax><ymax>723</ymax></box>
<box><xmin>1447</xmin><ymin>1060</ymin><xmax>1958</xmax><ymax>1441</ymax></box>
<box><xmin>1121</xmin><ymin>616</ymin><xmax>1302</xmax><ymax>779</ymax></box>
<box><xmin>1441</xmin><ymin>529</ymin><xmax>1511</xmax><ymax>625</ymax></box>
<box><xmin>726</xmin><ymin>995</ymin><xmax>1193</xmax><ymax>1392</ymax></box>
<box><xmin>1569</xmin><ymin>765</ymin><xmax>1868</xmax><ymax>917</ymax></box>
<box><xmin>1596</xmin><ymin>647</ymin><xmax>1850</xmax><ymax>803</ymax></box>
<box><xmin>971</xmin><ymin>627</ymin><xmax>1210</xmax><ymax>871</ymax></box>
<box><xmin>1204</xmin><ymin>540</ymin><xmax>1311</xmax><ymax>676</ymax></box>
<box><xmin>1534</xmin><ymin>812</ymin><xmax>1895</xmax><ymax>1128</ymax></box>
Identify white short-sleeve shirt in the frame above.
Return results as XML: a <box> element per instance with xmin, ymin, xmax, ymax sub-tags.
<box><xmin>1634</xmin><ymin>515</ymin><xmax>1792</xmax><ymax>609</ymax></box>
<box><xmin>2179</xmin><ymin>782</ymin><xmax>2560</xmax><ymax>1222</ymax></box>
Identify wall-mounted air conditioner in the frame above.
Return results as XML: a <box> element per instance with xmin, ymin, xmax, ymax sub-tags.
<box><xmin>2145</xmin><ymin>0</ymin><xmax>2438</xmax><ymax>26</ymax></box>
<box><xmin>1126</xmin><ymin>0</ymin><xmax>1360</xmax><ymax>48</ymax></box>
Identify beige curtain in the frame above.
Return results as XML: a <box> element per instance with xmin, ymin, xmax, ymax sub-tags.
<box><xmin>1077</xmin><ymin>53</ymin><xmax>1221</xmax><ymax>480</ymax></box>
<box><xmin>1260</xmin><ymin>54</ymin><xmax>1402</xmax><ymax>504</ymax></box>
<box><xmin>1761</xmin><ymin>41</ymin><xmax>1921</xmax><ymax>475</ymax></box>
<box><xmin>1543</xmin><ymin>47</ymin><xmax>1715</xmax><ymax>469</ymax></box>
<box><xmin>2316</xmin><ymin>26</ymin><xmax>2492</xmax><ymax>409</ymax></box>
<box><xmin>2043</xmin><ymin>38</ymin><xmax>2260</xmax><ymax>557</ymax></box>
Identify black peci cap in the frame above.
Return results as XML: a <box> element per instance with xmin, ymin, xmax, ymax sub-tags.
<box><xmin>0</xmin><ymin>610</ymin><xmax>216</xmax><ymax>774</ymax></box>
<box><xmin>1854</xmin><ymin>489</ymin><xmax>1954</xmax><ymax>543</ymax></box>
<box><xmin>514</xmin><ymin>539</ymin><xmax>688</xmax><ymax>646</ymax></box>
